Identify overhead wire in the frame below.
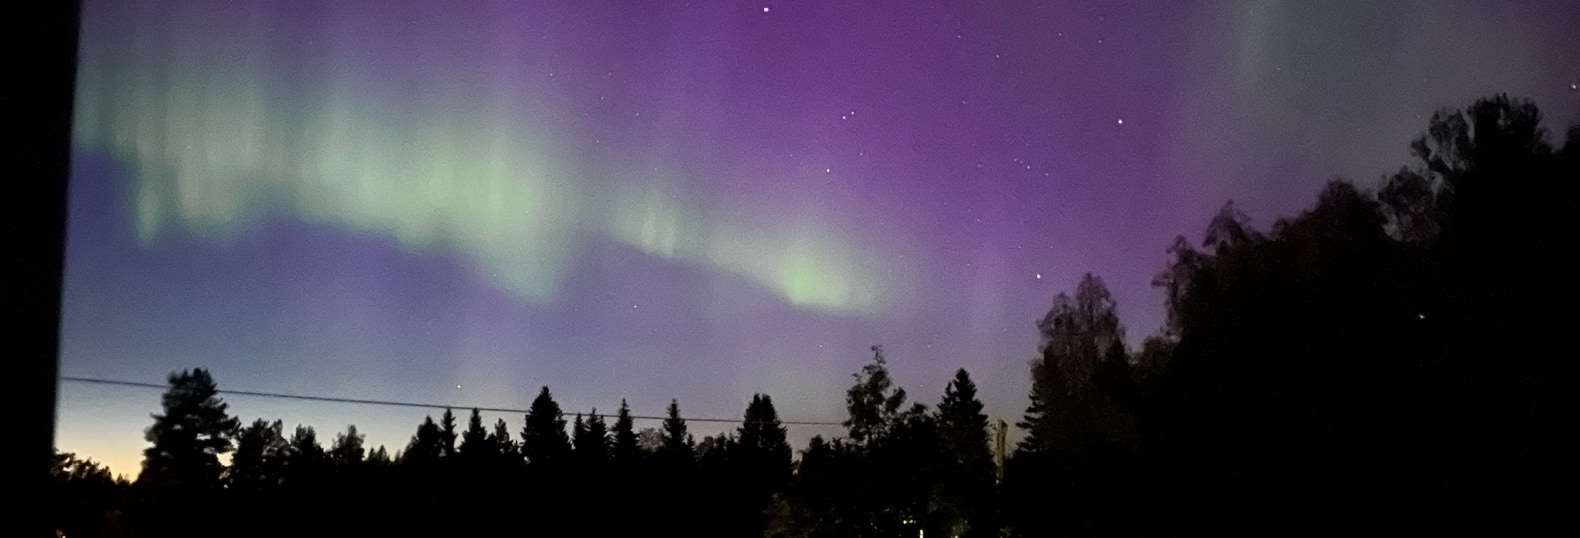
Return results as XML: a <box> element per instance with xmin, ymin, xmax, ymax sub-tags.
<box><xmin>60</xmin><ymin>375</ymin><xmax>844</xmax><ymax>426</ymax></box>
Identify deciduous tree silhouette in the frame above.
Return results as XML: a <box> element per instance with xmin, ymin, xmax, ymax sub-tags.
<box><xmin>401</xmin><ymin>415</ymin><xmax>443</xmax><ymax>466</ymax></box>
<box><xmin>227</xmin><ymin>419</ymin><xmax>286</xmax><ymax>490</ymax></box>
<box><xmin>844</xmin><ymin>344</ymin><xmax>908</xmax><ymax>445</ymax></box>
<box><xmin>48</xmin><ymin>451</ymin><xmax>125</xmax><ymax>538</ymax></box>
<box><xmin>329</xmin><ymin>424</ymin><xmax>365</xmax><ymax>468</ymax></box>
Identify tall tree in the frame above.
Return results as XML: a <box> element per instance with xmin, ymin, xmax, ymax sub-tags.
<box><xmin>938</xmin><ymin>370</ymin><xmax>991</xmax><ymax>463</ymax></box>
<box><xmin>438</xmin><ymin>408</ymin><xmax>459</xmax><ymax>458</ymax></box>
<box><xmin>585</xmin><ymin>411</ymin><xmax>609</xmax><ymax>459</ymax></box>
<box><xmin>574</xmin><ymin>409</ymin><xmax>610</xmax><ymax>465</ymax></box>
<box><xmin>459</xmin><ymin>408</ymin><xmax>491</xmax><ymax>459</ymax></box>
<box><xmin>737</xmin><ymin>393</ymin><xmax>792</xmax><ymax>490</ymax></box>
<box><xmin>733</xmin><ymin>394</ymin><xmax>794</xmax><ymax>536</ymax></box>
<box><xmin>612</xmin><ymin>399</ymin><xmax>640</xmax><ymax>464</ymax></box>
<box><xmin>1018</xmin><ymin>273</ymin><xmax>1127</xmax><ymax>456</ymax></box>
<box><xmin>139</xmin><ymin>368</ymin><xmax>240</xmax><ymax>488</ymax></box>
<box><xmin>936</xmin><ymin>369</ymin><xmax>996</xmax><ymax>538</ymax></box>
<box><xmin>844</xmin><ymin>345</ymin><xmax>909</xmax><ymax>444</ymax></box>
<box><xmin>660</xmin><ymin>399</ymin><xmax>695</xmax><ymax>464</ymax></box>
<box><xmin>521</xmin><ymin>387</ymin><xmax>570</xmax><ymax>466</ymax></box>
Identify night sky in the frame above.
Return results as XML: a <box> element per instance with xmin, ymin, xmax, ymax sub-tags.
<box><xmin>57</xmin><ymin>0</ymin><xmax>1580</xmax><ymax>478</ymax></box>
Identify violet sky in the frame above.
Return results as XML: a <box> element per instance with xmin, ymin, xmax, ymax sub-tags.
<box><xmin>57</xmin><ymin>0</ymin><xmax>1580</xmax><ymax>477</ymax></box>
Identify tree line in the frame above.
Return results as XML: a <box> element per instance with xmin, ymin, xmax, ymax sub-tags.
<box><xmin>49</xmin><ymin>94</ymin><xmax>1578</xmax><ymax>536</ymax></box>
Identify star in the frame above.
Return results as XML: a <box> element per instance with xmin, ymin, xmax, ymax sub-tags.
<box><xmin>1117</xmin><ymin>118</ymin><xmax>1124</xmax><ymax>125</ymax></box>
<box><xmin>1035</xmin><ymin>273</ymin><xmax>1042</xmax><ymax>279</ymax></box>
<box><xmin>763</xmin><ymin>6</ymin><xmax>770</xmax><ymax>13</ymax></box>
<box><xmin>1571</xmin><ymin>82</ymin><xmax>1578</xmax><ymax>91</ymax></box>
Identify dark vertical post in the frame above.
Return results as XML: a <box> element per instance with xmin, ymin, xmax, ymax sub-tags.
<box><xmin>2</xmin><ymin>0</ymin><xmax>81</xmax><ymax>536</ymax></box>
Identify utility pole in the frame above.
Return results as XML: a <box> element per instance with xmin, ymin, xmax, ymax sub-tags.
<box><xmin>993</xmin><ymin>418</ymin><xmax>1008</xmax><ymax>483</ymax></box>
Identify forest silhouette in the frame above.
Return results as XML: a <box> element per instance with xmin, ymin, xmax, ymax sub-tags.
<box><xmin>49</xmin><ymin>95</ymin><xmax>1579</xmax><ymax>537</ymax></box>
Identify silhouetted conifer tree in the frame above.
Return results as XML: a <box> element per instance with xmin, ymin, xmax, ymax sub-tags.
<box><xmin>458</xmin><ymin>408</ymin><xmax>491</xmax><ymax>459</ymax></box>
<box><xmin>438</xmin><ymin>408</ymin><xmax>458</xmax><ymax>458</ymax></box>
<box><xmin>936</xmin><ymin>369</ymin><xmax>996</xmax><ymax>537</ymax></box>
<box><xmin>521</xmin><ymin>387</ymin><xmax>570</xmax><ymax>466</ymax></box>
<box><xmin>612</xmin><ymin>399</ymin><xmax>640</xmax><ymax>465</ymax></box>
<box><xmin>660</xmin><ymin>399</ymin><xmax>695</xmax><ymax>464</ymax></box>
<box><xmin>488</xmin><ymin>418</ymin><xmax>518</xmax><ymax>461</ymax></box>
<box><xmin>573</xmin><ymin>410</ymin><xmax>610</xmax><ymax>465</ymax></box>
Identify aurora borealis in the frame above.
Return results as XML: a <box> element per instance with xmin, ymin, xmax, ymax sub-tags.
<box><xmin>57</xmin><ymin>0</ymin><xmax>1580</xmax><ymax>477</ymax></box>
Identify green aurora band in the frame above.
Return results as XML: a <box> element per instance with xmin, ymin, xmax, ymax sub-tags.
<box><xmin>69</xmin><ymin>12</ymin><xmax>894</xmax><ymax>315</ymax></box>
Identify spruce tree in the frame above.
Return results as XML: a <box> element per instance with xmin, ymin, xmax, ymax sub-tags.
<box><xmin>439</xmin><ymin>408</ymin><xmax>459</xmax><ymax>458</ymax></box>
<box><xmin>572</xmin><ymin>413</ymin><xmax>587</xmax><ymax>452</ymax></box>
<box><xmin>936</xmin><ymin>369</ymin><xmax>995</xmax><ymax>537</ymax></box>
<box><xmin>459</xmin><ymin>408</ymin><xmax>491</xmax><ymax>459</ymax></box>
<box><xmin>488</xmin><ymin>418</ymin><xmax>518</xmax><ymax>461</ymax></box>
<box><xmin>612</xmin><ymin>399</ymin><xmax>640</xmax><ymax>464</ymax></box>
<box><xmin>521</xmin><ymin>387</ymin><xmax>570</xmax><ymax>466</ymax></box>
<box><xmin>660</xmin><ymin>399</ymin><xmax>695</xmax><ymax>463</ymax></box>
<box><xmin>366</xmin><ymin>446</ymin><xmax>392</xmax><ymax>466</ymax></box>
<box><xmin>585</xmin><ymin>410</ymin><xmax>610</xmax><ymax>462</ymax></box>
<box><xmin>738</xmin><ymin>393</ymin><xmax>793</xmax><ymax>490</ymax></box>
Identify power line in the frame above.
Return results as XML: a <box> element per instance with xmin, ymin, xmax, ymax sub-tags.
<box><xmin>60</xmin><ymin>375</ymin><xmax>844</xmax><ymax>426</ymax></box>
